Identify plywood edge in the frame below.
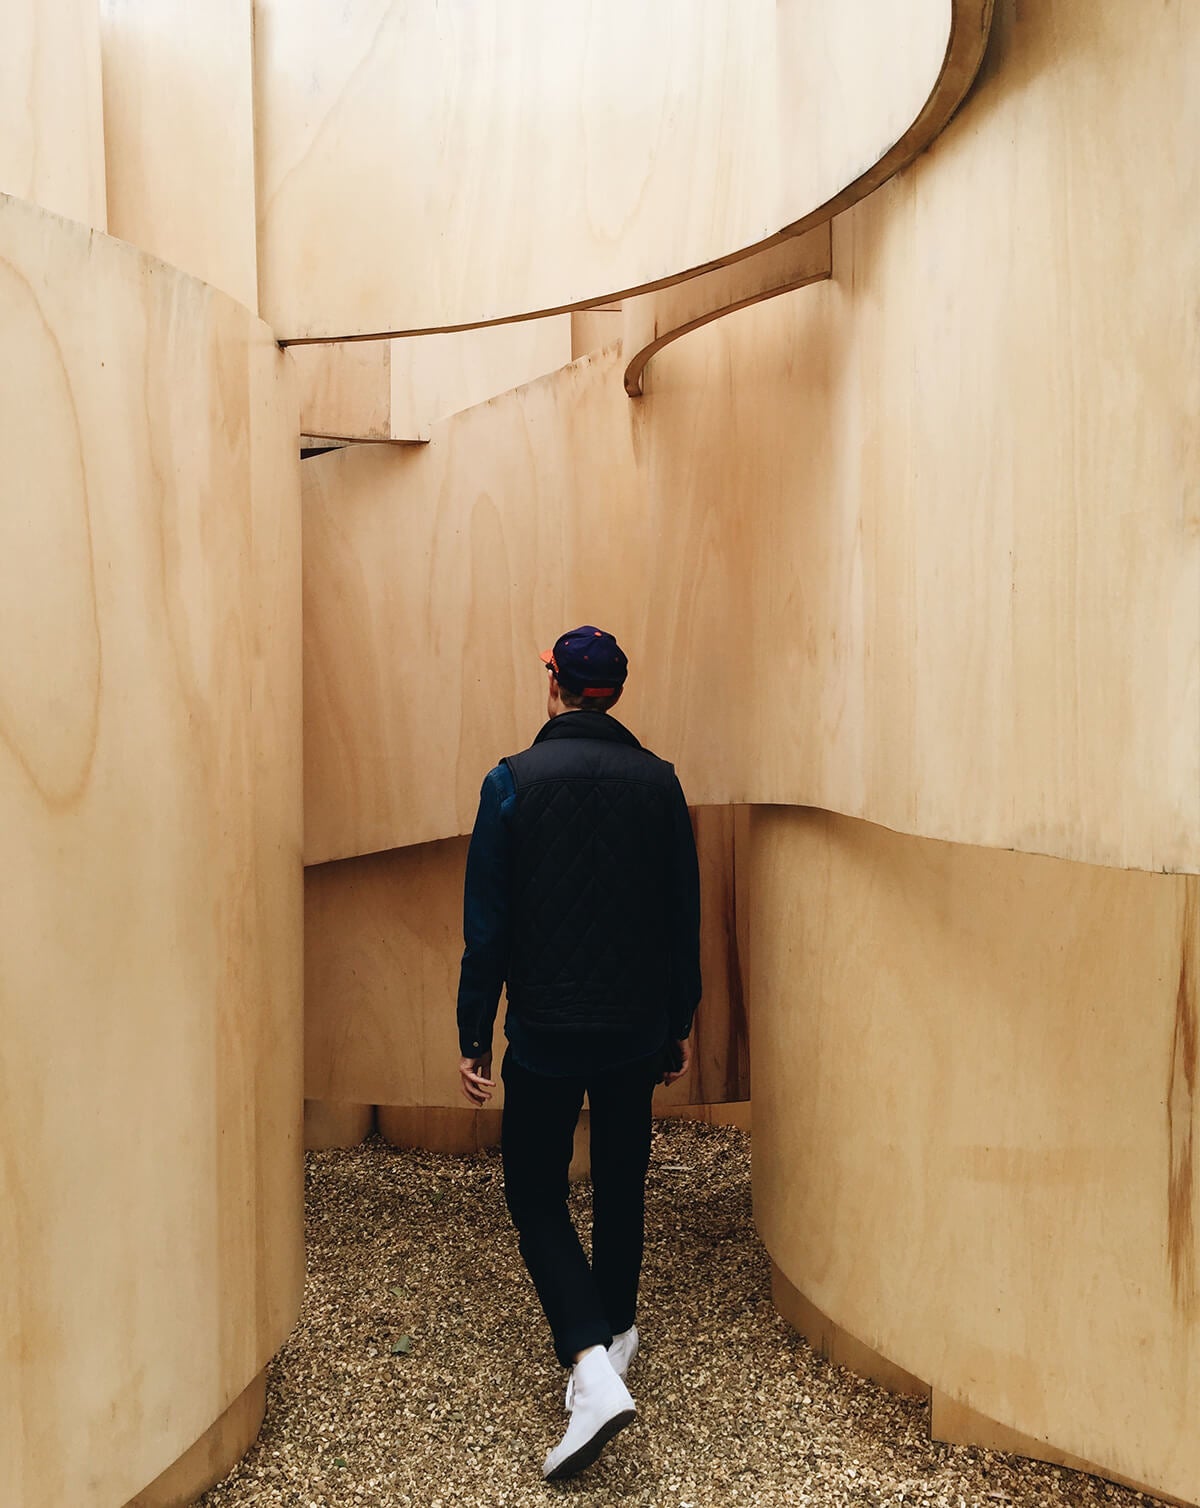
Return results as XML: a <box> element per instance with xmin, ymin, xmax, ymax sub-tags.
<box><xmin>779</xmin><ymin>0</ymin><xmax>994</xmax><ymax>238</ymax></box>
<box><xmin>770</xmin><ymin>1262</ymin><xmax>930</xmax><ymax>1399</ymax></box>
<box><xmin>622</xmin><ymin>225</ymin><xmax>831</xmax><ymax>396</ymax></box>
<box><xmin>931</xmin><ymin>1392</ymin><xmax>1196</xmax><ymax>1508</ymax></box>
<box><xmin>122</xmin><ymin>1369</ymin><xmax>267</xmax><ymax>1508</ymax></box>
<box><xmin>304</xmin><ymin>1099</ymin><xmax>376</xmax><ymax>1150</ymax></box>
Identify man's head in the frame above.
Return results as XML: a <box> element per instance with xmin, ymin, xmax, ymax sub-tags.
<box><xmin>541</xmin><ymin>626</ymin><xmax>628</xmax><ymax>716</ymax></box>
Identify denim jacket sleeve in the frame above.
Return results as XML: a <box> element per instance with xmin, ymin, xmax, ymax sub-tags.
<box><xmin>456</xmin><ymin>763</ymin><xmax>516</xmax><ymax>1058</ymax></box>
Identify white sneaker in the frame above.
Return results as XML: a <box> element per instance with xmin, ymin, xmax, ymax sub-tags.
<box><xmin>543</xmin><ymin>1346</ymin><xmax>636</xmax><ymax>1480</ymax></box>
<box><xmin>565</xmin><ymin>1324</ymin><xmax>638</xmax><ymax>1409</ymax></box>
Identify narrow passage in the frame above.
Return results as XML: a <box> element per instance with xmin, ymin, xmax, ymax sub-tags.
<box><xmin>201</xmin><ymin>1123</ymin><xmax>1143</xmax><ymax>1508</ymax></box>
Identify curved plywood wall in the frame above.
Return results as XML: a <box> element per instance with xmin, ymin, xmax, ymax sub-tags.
<box><xmin>297</xmin><ymin>2</ymin><xmax>1200</xmax><ymax>1500</ymax></box>
<box><xmin>256</xmin><ymin>0</ymin><xmax>984</xmax><ymax>338</ymax></box>
<box><xmin>303</xmin><ymin>0</ymin><xmax>1198</xmax><ymax>871</ymax></box>
<box><xmin>748</xmin><ymin>805</ymin><xmax>1200</xmax><ymax>1504</ymax></box>
<box><xmin>9</xmin><ymin>0</ymin><xmax>1200</xmax><ymax>1502</ymax></box>
<box><xmin>0</xmin><ymin>192</ymin><xmax>304</xmax><ymax>1506</ymax></box>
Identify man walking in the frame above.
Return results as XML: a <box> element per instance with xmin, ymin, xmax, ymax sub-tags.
<box><xmin>456</xmin><ymin>626</ymin><xmax>701</xmax><ymax>1479</ymax></box>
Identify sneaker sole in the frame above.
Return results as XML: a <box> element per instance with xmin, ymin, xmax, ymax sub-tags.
<box><xmin>543</xmin><ymin>1408</ymin><xmax>636</xmax><ymax>1481</ymax></box>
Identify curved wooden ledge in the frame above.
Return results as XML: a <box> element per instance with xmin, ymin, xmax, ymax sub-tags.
<box><xmin>264</xmin><ymin>1</ymin><xmax>993</xmax><ymax>342</ymax></box>
<box><xmin>620</xmin><ymin>0</ymin><xmax>991</xmax><ymax>395</ymax></box>
<box><xmin>622</xmin><ymin>224</ymin><xmax>831</xmax><ymax>396</ymax></box>
<box><xmin>778</xmin><ymin>0</ymin><xmax>993</xmax><ymax>241</ymax></box>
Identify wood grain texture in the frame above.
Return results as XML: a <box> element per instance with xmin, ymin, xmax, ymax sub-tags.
<box><xmin>0</xmin><ymin>193</ymin><xmax>304</xmax><ymax>1508</ymax></box>
<box><xmin>99</xmin><ymin>0</ymin><xmax>258</xmax><ymax>308</ymax></box>
<box><xmin>302</xmin><ymin>0</ymin><xmax>1199</xmax><ymax>875</ymax></box>
<box><xmin>291</xmin><ymin>317</ymin><xmax>572</xmax><ymax>443</ymax></box>
<box><xmin>304</xmin><ymin>810</ymin><xmax>748</xmax><ymax>1111</ymax></box>
<box><xmin>749</xmin><ymin>806</ymin><xmax>1200</xmax><ymax>1505</ymax></box>
<box><xmin>0</xmin><ymin>0</ymin><xmax>106</xmax><ymax>227</ymax></box>
<box><xmin>256</xmin><ymin>0</ymin><xmax>980</xmax><ymax>339</ymax></box>
<box><xmin>305</xmin><ymin>840</ymin><xmax>475</xmax><ymax>1109</ymax></box>
<box><xmin>301</xmin><ymin>339</ymin><xmax>757</xmax><ymax>865</ymax></box>
<box><xmin>739</xmin><ymin>0</ymin><xmax>1200</xmax><ymax>874</ymax></box>
<box><xmin>622</xmin><ymin>223</ymin><xmax>831</xmax><ymax>396</ymax></box>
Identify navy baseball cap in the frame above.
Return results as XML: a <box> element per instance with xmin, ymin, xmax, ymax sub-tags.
<box><xmin>540</xmin><ymin>626</ymin><xmax>629</xmax><ymax>697</ymax></box>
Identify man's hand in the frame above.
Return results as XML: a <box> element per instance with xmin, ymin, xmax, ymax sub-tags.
<box><xmin>662</xmin><ymin>1038</ymin><xmax>692</xmax><ymax>1087</ymax></box>
<box><xmin>459</xmin><ymin>1053</ymin><xmax>495</xmax><ymax>1106</ymax></box>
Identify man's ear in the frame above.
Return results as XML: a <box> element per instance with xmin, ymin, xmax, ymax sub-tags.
<box><xmin>608</xmin><ymin>685</ymin><xmax>623</xmax><ymax>707</ymax></box>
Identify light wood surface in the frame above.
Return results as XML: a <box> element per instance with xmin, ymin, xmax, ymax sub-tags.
<box><xmin>302</xmin><ymin>0</ymin><xmax>1199</xmax><ymax>875</ymax></box>
<box><xmin>570</xmin><ymin>307</ymin><xmax>622</xmax><ymax>361</ymax></box>
<box><xmin>931</xmin><ymin>1393</ymin><xmax>1195</xmax><ymax>1508</ymax></box>
<box><xmin>301</xmin><ymin>340</ymin><xmax>758</xmax><ymax>865</ymax></box>
<box><xmin>123</xmin><ymin>1370</ymin><xmax>267</xmax><ymax>1508</ymax></box>
<box><xmin>291</xmin><ymin>341</ymin><xmax>400</xmax><ymax>444</ymax></box>
<box><xmin>0</xmin><ymin>193</ymin><xmax>304</xmax><ymax>1508</ymax></box>
<box><xmin>1</xmin><ymin>0</ymin><xmax>106</xmax><ymax>227</ymax></box>
<box><xmin>256</xmin><ymin>1</ymin><xmax>984</xmax><ymax>339</ymax></box>
<box><xmin>377</xmin><ymin>1105</ymin><xmax>503</xmax><ymax>1155</ymax></box>
<box><xmin>256</xmin><ymin>0</ymin><xmax>777</xmax><ymax>337</ymax></box>
<box><xmin>99</xmin><ymin>0</ymin><xmax>258</xmax><ymax>309</ymax></box>
<box><xmin>304</xmin><ymin>809</ymin><xmax>748</xmax><ymax>1111</ymax></box>
<box><xmin>771</xmin><ymin>1264</ymin><xmax>928</xmax><ymax>1400</ymax></box>
<box><xmin>622</xmin><ymin>224</ymin><xmax>831</xmax><ymax>396</ymax></box>
<box><xmin>305</xmin><ymin>840</ymin><xmax>475</xmax><ymax>1109</ymax></box>
<box><xmin>749</xmin><ymin>806</ymin><xmax>1200</xmax><ymax>1505</ymax></box>
<box><xmin>740</xmin><ymin>0</ymin><xmax>1200</xmax><ymax>874</ymax></box>
<box><xmin>291</xmin><ymin>317</ymin><xmax>572</xmax><ymax>443</ymax></box>
<box><xmin>304</xmin><ymin>1100</ymin><xmax>377</xmax><ymax>1150</ymax></box>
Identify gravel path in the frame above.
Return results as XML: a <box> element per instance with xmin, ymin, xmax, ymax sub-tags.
<box><xmin>200</xmin><ymin>1122</ymin><xmax>1149</xmax><ymax>1508</ymax></box>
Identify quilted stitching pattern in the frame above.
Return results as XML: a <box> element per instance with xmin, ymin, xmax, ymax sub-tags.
<box><xmin>508</xmin><ymin>774</ymin><xmax>672</xmax><ymax>1032</ymax></box>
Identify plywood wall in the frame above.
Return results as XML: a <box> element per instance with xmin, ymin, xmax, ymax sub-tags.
<box><xmin>748</xmin><ymin>805</ymin><xmax>1200</xmax><ymax>1505</ymax></box>
<box><xmin>301</xmin><ymin>338</ymin><xmax>758</xmax><ymax>865</ymax></box>
<box><xmin>739</xmin><ymin>0</ymin><xmax>1200</xmax><ymax>875</ymax></box>
<box><xmin>99</xmin><ymin>0</ymin><xmax>259</xmax><ymax>308</ymax></box>
<box><xmin>290</xmin><ymin>317</ymin><xmax>573</xmax><ymax>443</ymax></box>
<box><xmin>0</xmin><ymin>193</ymin><xmax>303</xmax><ymax>1508</ymax></box>
<box><xmin>0</xmin><ymin>0</ymin><xmax>106</xmax><ymax>227</ymax></box>
<box><xmin>302</xmin><ymin>0</ymin><xmax>1199</xmax><ymax>876</ymax></box>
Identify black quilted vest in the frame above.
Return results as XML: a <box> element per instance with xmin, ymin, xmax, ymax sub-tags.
<box><xmin>502</xmin><ymin>712</ymin><xmax>679</xmax><ymax>1039</ymax></box>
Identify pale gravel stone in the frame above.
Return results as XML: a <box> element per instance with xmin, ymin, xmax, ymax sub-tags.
<box><xmin>200</xmin><ymin>1123</ymin><xmax>1151</xmax><ymax>1508</ymax></box>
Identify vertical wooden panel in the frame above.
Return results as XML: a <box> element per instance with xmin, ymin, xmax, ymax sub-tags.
<box><xmin>100</xmin><ymin>0</ymin><xmax>258</xmax><ymax>307</ymax></box>
<box><xmin>305</xmin><ymin>840</ymin><xmax>474</xmax><ymax>1109</ymax></box>
<box><xmin>0</xmin><ymin>194</ymin><xmax>302</xmax><ymax>1508</ymax></box>
<box><xmin>301</xmin><ymin>336</ymin><xmax>757</xmax><ymax>864</ymax></box>
<box><xmin>290</xmin><ymin>317</ymin><xmax>572</xmax><ymax>442</ymax></box>
<box><xmin>750</xmin><ymin>806</ymin><xmax>1200</xmax><ymax>1504</ymax></box>
<box><xmin>0</xmin><ymin>0</ymin><xmax>106</xmax><ymax>226</ymax></box>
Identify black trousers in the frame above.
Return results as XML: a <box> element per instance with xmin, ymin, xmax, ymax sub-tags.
<box><xmin>501</xmin><ymin>1047</ymin><xmax>659</xmax><ymax>1368</ymax></box>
